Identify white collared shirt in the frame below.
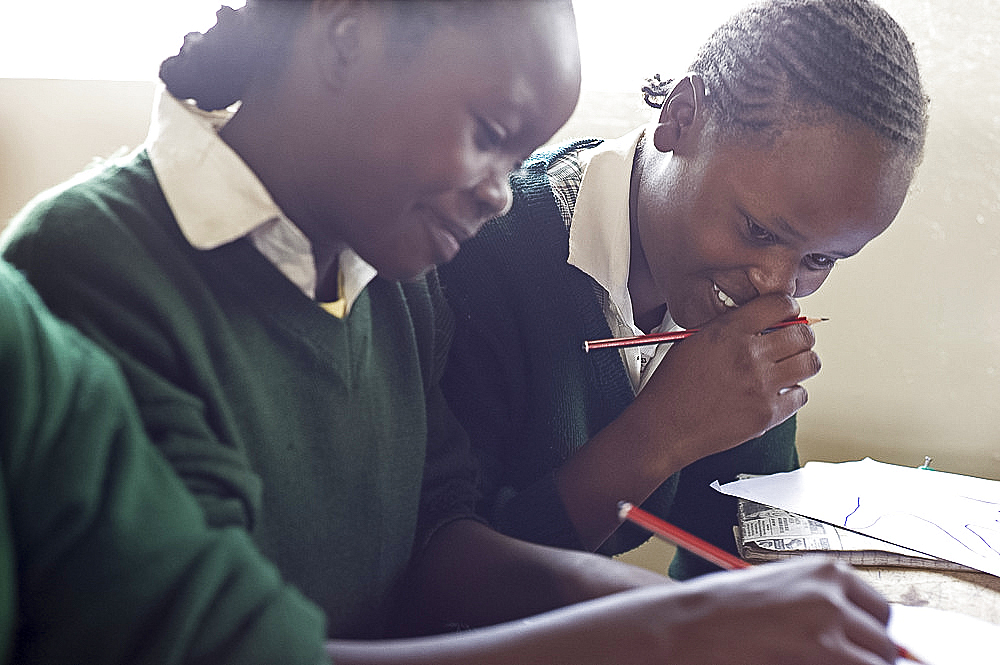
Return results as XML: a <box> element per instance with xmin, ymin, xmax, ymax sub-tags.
<box><xmin>145</xmin><ymin>87</ymin><xmax>376</xmax><ymax>314</ymax></box>
<box><xmin>568</xmin><ymin>128</ymin><xmax>679</xmax><ymax>393</ymax></box>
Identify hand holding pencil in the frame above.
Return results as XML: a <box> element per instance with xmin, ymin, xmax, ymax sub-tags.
<box><xmin>554</xmin><ymin>295</ymin><xmax>825</xmax><ymax>550</ymax></box>
<box><xmin>614</xmin><ymin>294</ymin><xmax>821</xmax><ymax>462</ymax></box>
<box><xmin>618</xmin><ymin>502</ymin><xmax>930</xmax><ymax>664</ymax></box>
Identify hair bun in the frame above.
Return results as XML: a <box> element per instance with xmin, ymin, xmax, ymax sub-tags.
<box><xmin>158</xmin><ymin>5</ymin><xmax>258</xmax><ymax>111</ymax></box>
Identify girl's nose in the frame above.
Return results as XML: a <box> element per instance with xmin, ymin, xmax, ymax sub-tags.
<box><xmin>748</xmin><ymin>257</ymin><xmax>799</xmax><ymax>297</ymax></box>
<box><xmin>474</xmin><ymin>168</ymin><xmax>514</xmax><ymax>220</ymax></box>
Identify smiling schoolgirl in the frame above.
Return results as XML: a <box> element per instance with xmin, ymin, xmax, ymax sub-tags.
<box><xmin>440</xmin><ymin>0</ymin><xmax>928</xmax><ymax>576</ymax></box>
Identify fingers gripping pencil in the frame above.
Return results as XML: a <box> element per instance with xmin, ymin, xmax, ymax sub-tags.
<box><xmin>616</xmin><ymin>502</ymin><xmax>931</xmax><ymax>664</ymax></box>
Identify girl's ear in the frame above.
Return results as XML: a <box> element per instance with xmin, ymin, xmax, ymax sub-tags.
<box><xmin>651</xmin><ymin>74</ymin><xmax>708</xmax><ymax>154</ymax></box>
<box><xmin>310</xmin><ymin>0</ymin><xmax>364</xmax><ymax>89</ymax></box>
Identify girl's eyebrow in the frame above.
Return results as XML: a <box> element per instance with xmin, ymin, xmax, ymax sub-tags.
<box><xmin>770</xmin><ymin>215</ymin><xmax>861</xmax><ymax>259</ymax></box>
<box><xmin>771</xmin><ymin>215</ymin><xmax>807</xmax><ymax>243</ymax></box>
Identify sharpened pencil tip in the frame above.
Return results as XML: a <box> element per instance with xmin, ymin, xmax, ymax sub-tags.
<box><xmin>896</xmin><ymin>644</ymin><xmax>931</xmax><ymax>664</ymax></box>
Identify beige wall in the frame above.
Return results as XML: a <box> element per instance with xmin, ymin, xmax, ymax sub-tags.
<box><xmin>0</xmin><ymin>79</ymin><xmax>153</xmax><ymax>223</ymax></box>
<box><xmin>792</xmin><ymin>0</ymin><xmax>1000</xmax><ymax>480</ymax></box>
<box><xmin>2</xmin><ymin>0</ymin><xmax>999</xmax><ymax>484</ymax></box>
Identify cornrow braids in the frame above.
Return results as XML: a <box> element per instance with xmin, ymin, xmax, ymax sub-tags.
<box><xmin>159</xmin><ymin>1</ymin><xmax>308</xmax><ymax>111</ymax></box>
<box><xmin>643</xmin><ymin>0</ymin><xmax>928</xmax><ymax>167</ymax></box>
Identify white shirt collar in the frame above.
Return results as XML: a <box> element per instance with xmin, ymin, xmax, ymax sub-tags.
<box><xmin>146</xmin><ymin>87</ymin><xmax>279</xmax><ymax>249</ymax></box>
<box><xmin>144</xmin><ymin>86</ymin><xmax>376</xmax><ymax>309</ymax></box>
<box><xmin>568</xmin><ymin>126</ymin><xmax>648</xmax><ymax>329</ymax></box>
<box><xmin>568</xmin><ymin>127</ymin><xmax>679</xmax><ymax>394</ymax></box>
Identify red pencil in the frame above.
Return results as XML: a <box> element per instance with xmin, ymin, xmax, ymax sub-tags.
<box><xmin>617</xmin><ymin>501</ymin><xmax>748</xmax><ymax>570</ymax></box>
<box><xmin>583</xmin><ymin>316</ymin><xmax>827</xmax><ymax>352</ymax></box>
<box><xmin>616</xmin><ymin>501</ymin><xmax>930</xmax><ymax>664</ymax></box>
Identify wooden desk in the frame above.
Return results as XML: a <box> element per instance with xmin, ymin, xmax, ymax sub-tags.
<box><xmin>618</xmin><ymin>539</ymin><xmax>1000</xmax><ymax>625</ymax></box>
<box><xmin>854</xmin><ymin>566</ymin><xmax>1000</xmax><ymax>625</ymax></box>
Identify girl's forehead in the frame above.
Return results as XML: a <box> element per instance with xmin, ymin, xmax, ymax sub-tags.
<box><xmin>716</xmin><ymin>116</ymin><xmax>895</xmax><ymax>175</ymax></box>
<box><xmin>716</xmin><ymin>121</ymin><xmax>909</xmax><ymax>242</ymax></box>
<box><xmin>399</xmin><ymin>9</ymin><xmax>580</xmax><ymax>136</ymax></box>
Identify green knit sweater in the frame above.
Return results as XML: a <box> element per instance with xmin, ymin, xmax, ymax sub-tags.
<box><xmin>439</xmin><ymin>139</ymin><xmax>799</xmax><ymax>579</ymax></box>
<box><xmin>0</xmin><ymin>260</ymin><xmax>327</xmax><ymax>664</ymax></box>
<box><xmin>2</xmin><ymin>152</ymin><xmax>479</xmax><ymax>640</ymax></box>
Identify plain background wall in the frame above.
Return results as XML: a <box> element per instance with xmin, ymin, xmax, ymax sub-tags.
<box><xmin>2</xmin><ymin>0</ymin><xmax>998</xmax><ymax>502</ymax></box>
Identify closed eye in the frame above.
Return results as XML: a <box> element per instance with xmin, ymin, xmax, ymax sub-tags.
<box><xmin>745</xmin><ymin>215</ymin><xmax>778</xmax><ymax>243</ymax></box>
<box><xmin>474</xmin><ymin>117</ymin><xmax>507</xmax><ymax>152</ymax></box>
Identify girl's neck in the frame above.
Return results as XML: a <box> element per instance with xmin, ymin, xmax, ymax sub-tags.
<box><xmin>220</xmin><ymin>92</ymin><xmax>347</xmax><ymax>295</ymax></box>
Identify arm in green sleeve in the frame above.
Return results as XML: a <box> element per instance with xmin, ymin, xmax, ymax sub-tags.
<box><xmin>0</xmin><ymin>262</ymin><xmax>329</xmax><ymax>665</ymax></box>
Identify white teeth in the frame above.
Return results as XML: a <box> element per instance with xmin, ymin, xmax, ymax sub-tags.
<box><xmin>714</xmin><ymin>283</ymin><xmax>738</xmax><ymax>309</ymax></box>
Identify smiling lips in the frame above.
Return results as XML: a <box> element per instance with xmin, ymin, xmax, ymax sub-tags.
<box><xmin>713</xmin><ymin>282</ymin><xmax>738</xmax><ymax>309</ymax></box>
<box><xmin>428</xmin><ymin>224</ymin><xmax>461</xmax><ymax>263</ymax></box>
<box><xmin>427</xmin><ymin>212</ymin><xmax>479</xmax><ymax>264</ymax></box>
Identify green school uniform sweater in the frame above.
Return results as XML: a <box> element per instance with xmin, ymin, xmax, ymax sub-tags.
<box><xmin>439</xmin><ymin>139</ymin><xmax>799</xmax><ymax>579</ymax></box>
<box><xmin>2</xmin><ymin>152</ymin><xmax>479</xmax><ymax>640</ymax></box>
<box><xmin>0</xmin><ymin>260</ymin><xmax>327</xmax><ymax>664</ymax></box>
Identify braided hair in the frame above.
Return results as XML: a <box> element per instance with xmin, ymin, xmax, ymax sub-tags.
<box><xmin>159</xmin><ymin>0</ymin><xmax>574</xmax><ymax>112</ymax></box>
<box><xmin>641</xmin><ymin>0</ymin><xmax>928</xmax><ymax>168</ymax></box>
<box><xmin>158</xmin><ymin>1</ymin><xmax>305</xmax><ymax>111</ymax></box>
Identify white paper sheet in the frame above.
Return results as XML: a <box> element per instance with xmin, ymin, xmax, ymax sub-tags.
<box><xmin>890</xmin><ymin>604</ymin><xmax>1000</xmax><ymax>664</ymax></box>
<box><xmin>712</xmin><ymin>459</ymin><xmax>1000</xmax><ymax>576</ymax></box>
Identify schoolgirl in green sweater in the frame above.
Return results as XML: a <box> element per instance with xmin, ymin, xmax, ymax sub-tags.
<box><xmin>2</xmin><ymin>1</ymin><xmax>910</xmax><ymax>664</ymax></box>
<box><xmin>440</xmin><ymin>0</ymin><xmax>929</xmax><ymax>574</ymax></box>
<box><xmin>0</xmin><ymin>259</ymin><xmax>328</xmax><ymax>664</ymax></box>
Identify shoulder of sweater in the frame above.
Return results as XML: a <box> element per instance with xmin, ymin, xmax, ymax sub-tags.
<box><xmin>449</xmin><ymin>142</ymin><xmax>592</xmax><ymax>257</ymax></box>
<box><xmin>525</xmin><ymin>137</ymin><xmax>604</xmax><ymax>168</ymax></box>
<box><xmin>457</xmin><ymin>138</ymin><xmax>602</xmax><ymax>245</ymax></box>
<box><xmin>391</xmin><ymin>271</ymin><xmax>453</xmax><ymax>387</ymax></box>
<box><xmin>4</xmin><ymin>149</ymin><xmax>174</xmax><ymax>259</ymax></box>
<box><xmin>14</xmin><ymin>148</ymin><xmax>155</xmax><ymax>219</ymax></box>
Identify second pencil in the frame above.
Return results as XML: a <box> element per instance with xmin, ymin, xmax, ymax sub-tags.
<box><xmin>582</xmin><ymin>316</ymin><xmax>827</xmax><ymax>353</ymax></box>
